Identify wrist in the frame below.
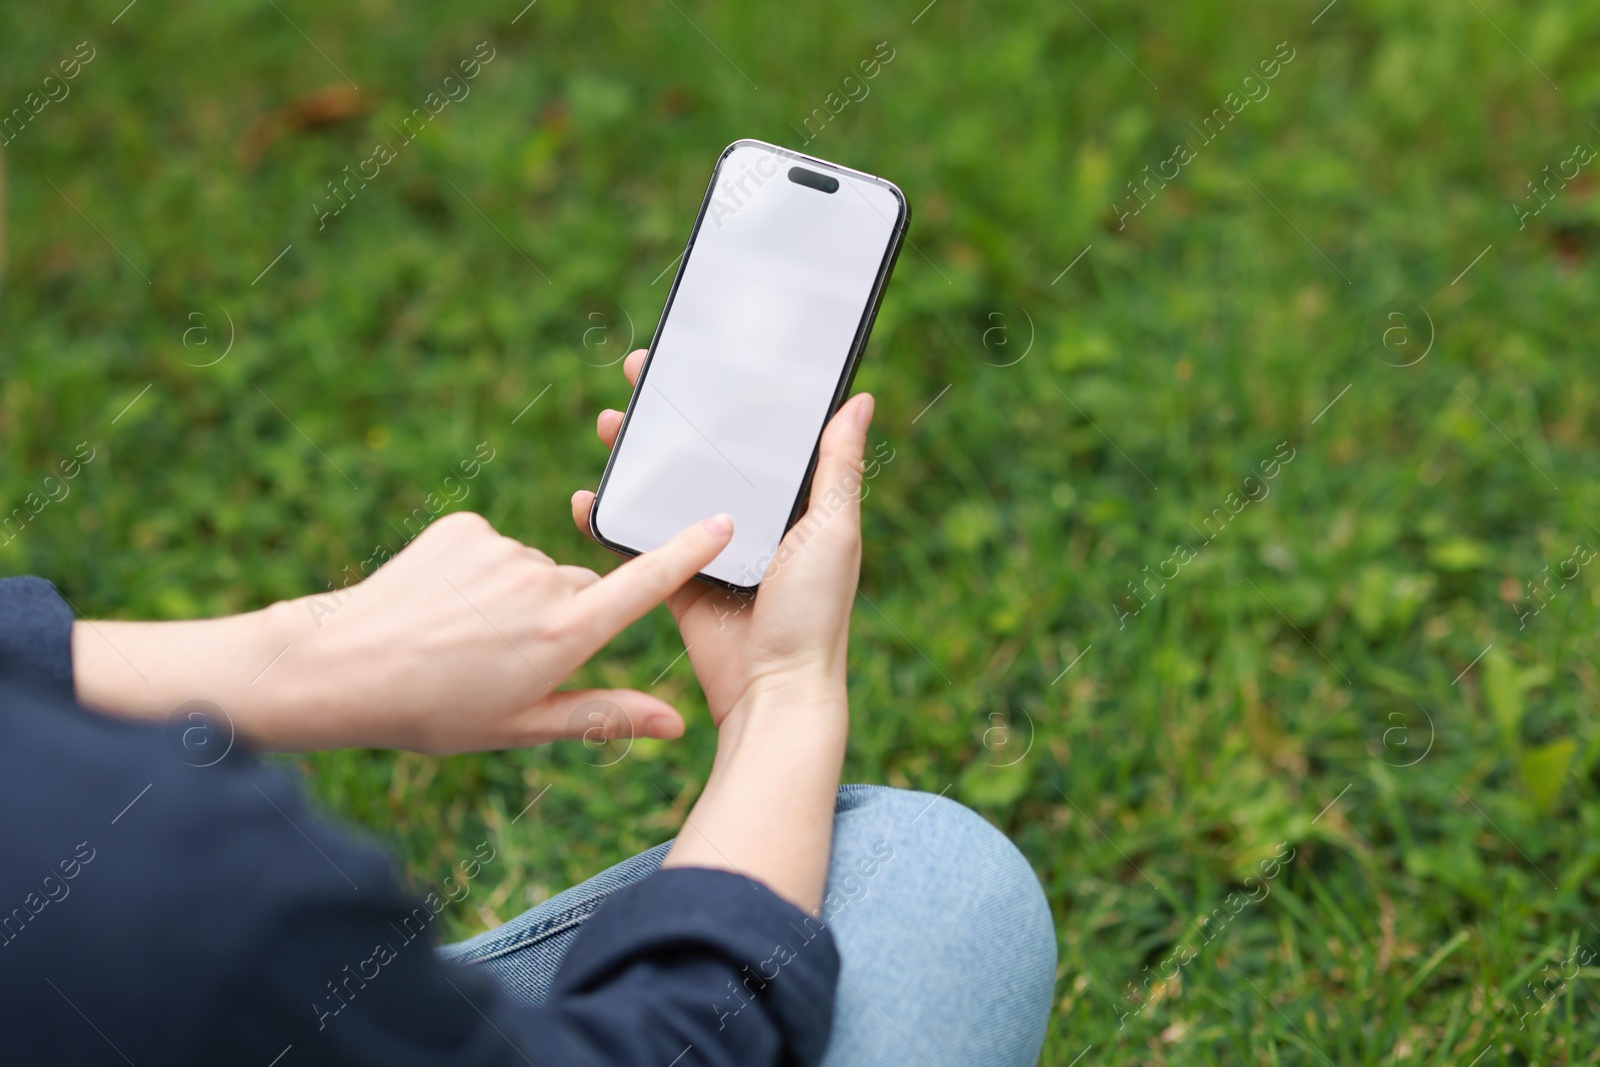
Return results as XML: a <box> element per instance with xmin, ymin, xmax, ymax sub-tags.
<box><xmin>740</xmin><ymin>667</ymin><xmax>846</xmax><ymax>713</ymax></box>
<box><xmin>193</xmin><ymin>598</ymin><xmax>320</xmax><ymax>747</ymax></box>
<box><xmin>718</xmin><ymin>672</ymin><xmax>849</xmax><ymax>753</ymax></box>
<box><xmin>248</xmin><ymin>594</ymin><xmax>370</xmax><ymax>749</ymax></box>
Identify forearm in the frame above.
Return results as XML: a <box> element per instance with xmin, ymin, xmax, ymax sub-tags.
<box><xmin>72</xmin><ymin>598</ymin><xmax>327</xmax><ymax>748</ymax></box>
<box><xmin>662</xmin><ymin>680</ymin><xmax>848</xmax><ymax>915</ymax></box>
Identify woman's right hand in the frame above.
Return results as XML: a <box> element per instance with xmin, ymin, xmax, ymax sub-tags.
<box><xmin>570</xmin><ymin>349</ymin><xmax>873</xmax><ymax>732</ymax></box>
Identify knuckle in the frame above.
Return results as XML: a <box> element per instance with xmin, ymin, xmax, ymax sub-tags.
<box><xmin>514</xmin><ymin>537</ymin><xmax>549</xmax><ymax>561</ymax></box>
<box><xmin>530</xmin><ymin>616</ymin><xmax>565</xmax><ymax>645</ymax></box>
<box><xmin>439</xmin><ymin>510</ymin><xmax>492</xmax><ymax>535</ymax></box>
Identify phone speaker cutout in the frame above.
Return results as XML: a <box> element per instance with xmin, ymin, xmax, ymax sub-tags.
<box><xmin>787</xmin><ymin>166</ymin><xmax>840</xmax><ymax>194</ymax></box>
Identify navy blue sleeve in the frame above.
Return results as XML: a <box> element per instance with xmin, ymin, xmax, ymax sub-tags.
<box><xmin>543</xmin><ymin>867</ymin><xmax>841</xmax><ymax>1066</ymax></box>
<box><xmin>0</xmin><ymin>576</ymin><xmax>75</xmax><ymax>698</ymax></box>
<box><xmin>0</xmin><ymin>676</ymin><xmax>839</xmax><ymax>1067</ymax></box>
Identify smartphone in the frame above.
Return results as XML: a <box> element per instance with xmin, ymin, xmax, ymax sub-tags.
<box><xmin>589</xmin><ymin>139</ymin><xmax>909</xmax><ymax>592</ymax></box>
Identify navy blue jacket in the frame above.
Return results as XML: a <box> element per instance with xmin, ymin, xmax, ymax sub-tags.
<box><xmin>0</xmin><ymin>577</ymin><xmax>837</xmax><ymax>1065</ymax></box>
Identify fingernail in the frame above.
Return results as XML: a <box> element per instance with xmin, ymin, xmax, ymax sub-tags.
<box><xmin>703</xmin><ymin>513</ymin><xmax>733</xmax><ymax>537</ymax></box>
<box><xmin>855</xmin><ymin>393</ymin><xmax>875</xmax><ymax>428</ymax></box>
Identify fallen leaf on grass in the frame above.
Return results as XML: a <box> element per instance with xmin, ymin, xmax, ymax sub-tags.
<box><xmin>239</xmin><ymin>84</ymin><xmax>369</xmax><ymax>167</ymax></box>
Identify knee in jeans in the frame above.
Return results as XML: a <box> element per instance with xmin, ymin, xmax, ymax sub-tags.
<box><xmin>840</xmin><ymin>787</ymin><xmax>1056</xmax><ymax>980</ymax></box>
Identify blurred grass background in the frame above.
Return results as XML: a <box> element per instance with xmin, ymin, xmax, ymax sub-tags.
<box><xmin>4</xmin><ymin>0</ymin><xmax>1600</xmax><ymax>1061</ymax></box>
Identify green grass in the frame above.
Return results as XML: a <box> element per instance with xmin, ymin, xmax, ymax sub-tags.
<box><xmin>4</xmin><ymin>0</ymin><xmax>1600</xmax><ymax>1061</ymax></box>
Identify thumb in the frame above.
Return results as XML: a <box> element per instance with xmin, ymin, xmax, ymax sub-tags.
<box><xmin>803</xmin><ymin>393</ymin><xmax>874</xmax><ymax>533</ymax></box>
<box><xmin>522</xmin><ymin>688</ymin><xmax>685</xmax><ymax>748</ymax></box>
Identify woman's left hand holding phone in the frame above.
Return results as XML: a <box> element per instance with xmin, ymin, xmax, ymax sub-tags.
<box><xmin>72</xmin><ymin>509</ymin><xmax>734</xmax><ymax>753</ymax></box>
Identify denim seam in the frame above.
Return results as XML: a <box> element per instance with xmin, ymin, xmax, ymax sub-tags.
<box><xmin>451</xmin><ymin>909</ymin><xmax>599</xmax><ymax>964</ymax></box>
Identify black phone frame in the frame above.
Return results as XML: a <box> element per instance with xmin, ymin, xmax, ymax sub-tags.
<box><xmin>587</xmin><ymin>138</ymin><xmax>910</xmax><ymax>594</ymax></box>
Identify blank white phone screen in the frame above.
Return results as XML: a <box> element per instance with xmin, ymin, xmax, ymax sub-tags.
<box><xmin>593</xmin><ymin>144</ymin><xmax>901</xmax><ymax>587</ymax></box>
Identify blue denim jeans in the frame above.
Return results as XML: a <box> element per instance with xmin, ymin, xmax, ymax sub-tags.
<box><xmin>440</xmin><ymin>785</ymin><xmax>1056</xmax><ymax>1065</ymax></box>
